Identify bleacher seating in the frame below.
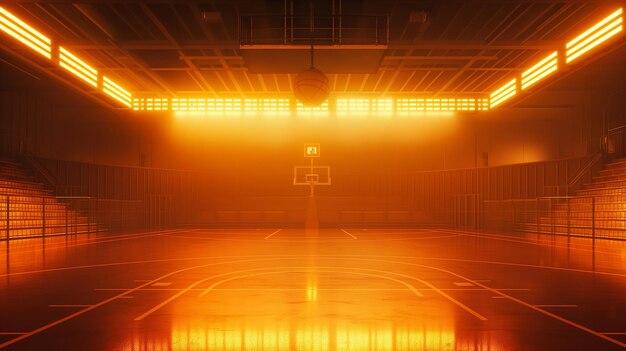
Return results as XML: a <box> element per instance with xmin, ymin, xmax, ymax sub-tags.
<box><xmin>0</xmin><ymin>157</ymin><xmax>96</xmax><ymax>239</ymax></box>
<box><xmin>524</xmin><ymin>157</ymin><xmax>626</xmax><ymax>239</ymax></box>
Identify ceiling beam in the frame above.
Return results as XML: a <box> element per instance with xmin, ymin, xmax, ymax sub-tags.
<box><xmin>58</xmin><ymin>39</ymin><xmax>564</xmax><ymax>51</ymax></box>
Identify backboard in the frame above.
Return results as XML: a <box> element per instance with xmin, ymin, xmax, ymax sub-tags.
<box><xmin>293</xmin><ymin>166</ymin><xmax>331</xmax><ymax>186</ymax></box>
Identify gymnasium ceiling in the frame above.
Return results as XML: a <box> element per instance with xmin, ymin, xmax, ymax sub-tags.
<box><xmin>0</xmin><ymin>0</ymin><xmax>625</xmax><ymax>102</ymax></box>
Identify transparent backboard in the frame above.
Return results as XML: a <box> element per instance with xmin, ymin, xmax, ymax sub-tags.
<box><xmin>293</xmin><ymin>166</ymin><xmax>331</xmax><ymax>185</ymax></box>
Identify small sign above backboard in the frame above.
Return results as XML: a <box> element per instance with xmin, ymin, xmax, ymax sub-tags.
<box><xmin>304</xmin><ymin>143</ymin><xmax>321</xmax><ymax>158</ymax></box>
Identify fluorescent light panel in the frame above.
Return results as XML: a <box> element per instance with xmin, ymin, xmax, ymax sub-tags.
<box><xmin>566</xmin><ymin>8</ymin><xmax>623</xmax><ymax>63</ymax></box>
<box><xmin>490</xmin><ymin>79</ymin><xmax>517</xmax><ymax>108</ymax></box>
<box><xmin>397</xmin><ymin>98</ymin><xmax>480</xmax><ymax>112</ymax></box>
<box><xmin>297</xmin><ymin>101</ymin><xmax>329</xmax><ymax>111</ymax></box>
<box><xmin>103</xmin><ymin>76</ymin><xmax>132</xmax><ymax>107</ymax></box>
<box><xmin>521</xmin><ymin>51</ymin><xmax>558</xmax><ymax>90</ymax></box>
<box><xmin>59</xmin><ymin>47</ymin><xmax>98</xmax><ymax>88</ymax></box>
<box><xmin>244</xmin><ymin>98</ymin><xmax>290</xmax><ymax>112</ymax></box>
<box><xmin>133</xmin><ymin>98</ymin><xmax>169</xmax><ymax>111</ymax></box>
<box><xmin>0</xmin><ymin>6</ymin><xmax>51</xmax><ymax>59</ymax></box>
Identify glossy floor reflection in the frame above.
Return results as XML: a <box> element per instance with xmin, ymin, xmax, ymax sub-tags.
<box><xmin>1</xmin><ymin>228</ymin><xmax>626</xmax><ymax>350</ymax></box>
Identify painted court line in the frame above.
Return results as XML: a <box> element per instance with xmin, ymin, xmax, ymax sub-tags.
<box><xmin>95</xmin><ymin>287</ymin><xmax>529</xmax><ymax>292</ymax></box>
<box><xmin>0</xmin><ymin>259</ymin><xmax>268</xmax><ymax>349</ymax></box>
<box><xmin>135</xmin><ymin>266</ymin><xmax>426</xmax><ymax>321</ymax></box>
<box><xmin>151</xmin><ymin>282</ymin><xmax>172</xmax><ymax>287</ymax></box>
<box><xmin>340</xmin><ymin>229</ymin><xmax>358</xmax><ymax>239</ymax></box>
<box><xmin>263</xmin><ymin>229</ymin><xmax>282</xmax><ymax>240</ymax></box>
<box><xmin>400</xmin><ymin>260</ymin><xmax>626</xmax><ymax>348</ymax></box>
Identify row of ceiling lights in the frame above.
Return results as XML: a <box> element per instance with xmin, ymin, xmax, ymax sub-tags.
<box><xmin>0</xmin><ymin>6</ymin><xmax>623</xmax><ymax>112</ymax></box>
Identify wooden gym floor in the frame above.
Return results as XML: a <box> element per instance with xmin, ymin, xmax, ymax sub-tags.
<box><xmin>1</xmin><ymin>227</ymin><xmax>626</xmax><ymax>350</ymax></box>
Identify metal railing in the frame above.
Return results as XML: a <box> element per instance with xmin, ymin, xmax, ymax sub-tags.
<box><xmin>2</xmin><ymin>194</ymin><xmax>96</xmax><ymax>240</ymax></box>
<box><xmin>239</xmin><ymin>14</ymin><xmax>389</xmax><ymax>45</ymax></box>
<box><xmin>607</xmin><ymin>125</ymin><xmax>626</xmax><ymax>156</ymax></box>
<box><xmin>0</xmin><ymin>193</ymin><xmax>158</xmax><ymax>241</ymax></box>
<box><xmin>452</xmin><ymin>194</ymin><xmax>481</xmax><ymax>230</ymax></box>
<box><xmin>543</xmin><ymin>153</ymin><xmax>604</xmax><ymax>197</ymax></box>
<box><xmin>481</xmin><ymin>195</ymin><xmax>626</xmax><ymax>239</ymax></box>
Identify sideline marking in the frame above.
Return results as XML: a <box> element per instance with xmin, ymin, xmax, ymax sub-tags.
<box><xmin>340</xmin><ymin>229</ymin><xmax>358</xmax><ymax>239</ymax></box>
<box><xmin>95</xmin><ymin>287</ymin><xmax>530</xmax><ymax>292</ymax></box>
<box><xmin>0</xmin><ymin>258</ymin><xmax>285</xmax><ymax>349</ymax></box>
<box><xmin>151</xmin><ymin>282</ymin><xmax>171</xmax><ymax>287</ymax></box>
<box><xmin>263</xmin><ymin>229</ymin><xmax>282</xmax><ymax>240</ymax></box>
<box><xmin>454</xmin><ymin>282</ymin><xmax>475</xmax><ymax>287</ymax></box>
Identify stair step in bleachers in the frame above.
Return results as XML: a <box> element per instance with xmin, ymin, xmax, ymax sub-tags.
<box><xmin>519</xmin><ymin>157</ymin><xmax>626</xmax><ymax>240</ymax></box>
<box><xmin>0</xmin><ymin>157</ymin><xmax>100</xmax><ymax>240</ymax></box>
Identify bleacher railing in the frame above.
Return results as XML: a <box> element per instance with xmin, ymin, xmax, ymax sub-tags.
<box><xmin>0</xmin><ymin>194</ymin><xmax>153</xmax><ymax>241</ymax></box>
<box><xmin>481</xmin><ymin>195</ymin><xmax>626</xmax><ymax>240</ymax></box>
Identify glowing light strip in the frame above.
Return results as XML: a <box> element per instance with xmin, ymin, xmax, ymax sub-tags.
<box><xmin>103</xmin><ymin>76</ymin><xmax>132</xmax><ymax>107</ymax></box>
<box><xmin>567</xmin><ymin>8</ymin><xmax>622</xmax><ymax>49</ymax></box>
<box><xmin>374</xmin><ymin>99</ymin><xmax>393</xmax><ymax>112</ymax></box>
<box><xmin>0</xmin><ymin>6</ymin><xmax>51</xmax><ymax>59</ymax></box>
<box><xmin>244</xmin><ymin>98</ymin><xmax>290</xmax><ymax>112</ymax></box>
<box><xmin>490</xmin><ymin>79</ymin><xmax>517</xmax><ymax>99</ymax></box>
<box><xmin>490</xmin><ymin>78</ymin><xmax>517</xmax><ymax>108</ymax></box>
<box><xmin>491</xmin><ymin>85</ymin><xmax>515</xmax><ymax>103</ymax></box>
<box><xmin>133</xmin><ymin>98</ymin><xmax>169</xmax><ymax>111</ymax></box>
<box><xmin>139</xmin><ymin>97</ymin><xmax>485</xmax><ymax>112</ymax></box>
<box><xmin>297</xmin><ymin>101</ymin><xmax>328</xmax><ymax>111</ymax></box>
<box><xmin>566</xmin><ymin>17</ymin><xmax>623</xmax><ymax>63</ymax></box>
<box><xmin>396</xmin><ymin>98</ymin><xmax>482</xmax><ymax>112</ymax></box>
<box><xmin>521</xmin><ymin>51</ymin><xmax>558</xmax><ymax>90</ymax></box>
<box><xmin>522</xmin><ymin>64</ymin><xmax>558</xmax><ymax>90</ymax></box>
<box><xmin>521</xmin><ymin>51</ymin><xmax>557</xmax><ymax>79</ymax></box>
<box><xmin>172</xmin><ymin>98</ymin><xmax>243</xmax><ymax>112</ymax></box>
<box><xmin>59</xmin><ymin>47</ymin><xmax>98</xmax><ymax>88</ymax></box>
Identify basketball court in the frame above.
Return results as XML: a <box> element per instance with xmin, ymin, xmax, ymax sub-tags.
<box><xmin>2</xmin><ymin>227</ymin><xmax>626</xmax><ymax>350</ymax></box>
<box><xmin>1</xmin><ymin>1</ymin><xmax>626</xmax><ymax>350</ymax></box>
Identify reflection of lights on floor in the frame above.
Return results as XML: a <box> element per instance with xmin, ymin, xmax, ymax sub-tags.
<box><xmin>307</xmin><ymin>280</ymin><xmax>318</xmax><ymax>302</ymax></box>
<box><xmin>120</xmin><ymin>321</ymin><xmax>463</xmax><ymax>351</ymax></box>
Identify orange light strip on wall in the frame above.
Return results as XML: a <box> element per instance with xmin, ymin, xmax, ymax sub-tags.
<box><xmin>521</xmin><ymin>51</ymin><xmax>558</xmax><ymax>90</ymax></box>
<box><xmin>489</xmin><ymin>78</ymin><xmax>517</xmax><ymax>108</ymax></box>
<box><xmin>0</xmin><ymin>6</ymin><xmax>51</xmax><ymax>59</ymax></box>
<box><xmin>103</xmin><ymin>76</ymin><xmax>132</xmax><ymax>107</ymax></box>
<box><xmin>244</xmin><ymin>98</ymin><xmax>290</xmax><ymax>112</ymax></box>
<box><xmin>296</xmin><ymin>101</ymin><xmax>329</xmax><ymax>112</ymax></box>
<box><xmin>59</xmin><ymin>47</ymin><xmax>98</xmax><ymax>88</ymax></box>
<box><xmin>132</xmin><ymin>98</ymin><xmax>169</xmax><ymax>111</ymax></box>
<box><xmin>397</xmin><ymin>98</ymin><xmax>480</xmax><ymax>112</ymax></box>
<box><xmin>566</xmin><ymin>8</ymin><xmax>623</xmax><ymax>63</ymax></box>
<box><xmin>373</xmin><ymin>99</ymin><xmax>393</xmax><ymax>112</ymax></box>
<box><xmin>477</xmin><ymin>98</ymin><xmax>490</xmax><ymax>111</ymax></box>
<box><xmin>172</xmin><ymin>98</ymin><xmax>243</xmax><ymax>112</ymax></box>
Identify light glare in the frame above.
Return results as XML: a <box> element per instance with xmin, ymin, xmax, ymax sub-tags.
<box><xmin>566</xmin><ymin>8</ymin><xmax>623</xmax><ymax>63</ymax></box>
<box><xmin>0</xmin><ymin>6</ymin><xmax>51</xmax><ymax>59</ymax></box>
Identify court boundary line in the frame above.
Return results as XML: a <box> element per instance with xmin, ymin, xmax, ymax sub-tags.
<box><xmin>134</xmin><ymin>265</ymin><xmax>487</xmax><ymax>322</ymax></box>
<box><xmin>0</xmin><ymin>253</ymin><xmax>620</xmax><ymax>348</ymax></box>
<box><xmin>134</xmin><ymin>266</ymin><xmax>431</xmax><ymax>321</ymax></box>
<box><xmin>263</xmin><ymin>229</ymin><xmax>282</xmax><ymax>240</ymax></box>
<box><xmin>340</xmin><ymin>229</ymin><xmax>358</xmax><ymax>239</ymax></box>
